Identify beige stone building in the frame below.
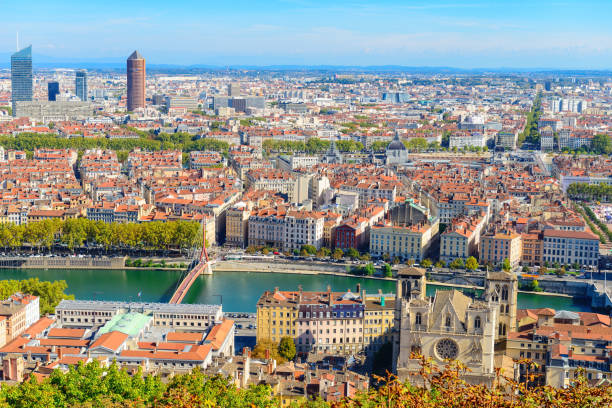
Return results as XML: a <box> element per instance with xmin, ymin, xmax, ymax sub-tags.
<box><xmin>394</xmin><ymin>268</ymin><xmax>516</xmax><ymax>386</ymax></box>
<box><xmin>480</xmin><ymin>231</ymin><xmax>522</xmax><ymax>269</ymax></box>
<box><xmin>226</xmin><ymin>203</ymin><xmax>250</xmax><ymax>247</ymax></box>
<box><xmin>369</xmin><ymin>221</ymin><xmax>438</xmax><ymax>261</ymax></box>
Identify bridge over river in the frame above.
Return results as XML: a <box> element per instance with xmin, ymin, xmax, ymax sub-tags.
<box><xmin>168</xmin><ymin>229</ymin><xmax>212</xmax><ymax>304</ymax></box>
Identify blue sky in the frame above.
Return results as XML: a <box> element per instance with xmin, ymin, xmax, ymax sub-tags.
<box><xmin>1</xmin><ymin>0</ymin><xmax>612</xmax><ymax>68</ymax></box>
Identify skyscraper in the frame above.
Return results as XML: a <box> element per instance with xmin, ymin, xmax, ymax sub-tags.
<box><xmin>48</xmin><ymin>81</ymin><xmax>60</xmax><ymax>101</ymax></box>
<box><xmin>11</xmin><ymin>45</ymin><xmax>33</xmax><ymax>116</ymax></box>
<box><xmin>127</xmin><ymin>50</ymin><xmax>145</xmax><ymax>111</ymax></box>
<box><xmin>75</xmin><ymin>70</ymin><xmax>88</xmax><ymax>101</ymax></box>
<box><xmin>228</xmin><ymin>82</ymin><xmax>240</xmax><ymax>97</ymax></box>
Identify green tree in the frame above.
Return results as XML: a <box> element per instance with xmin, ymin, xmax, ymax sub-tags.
<box><xmin>591</xmin><ymin>134</ymin><xmax>612</xmax><ymax>154</ymax></box>
<box><xmin>502</xmin><ymin>258</ymin><xmax>512</xmax><ymax>272</ymax></box>
<box><xmin>465</xmin><ymin>256</ymin><xmax>479</xmax><ymax>271</ymax></box>
<box><xmin>421</xmin><ymin>258</ymin><xmax>432</xmax><ymax>268</ymax></box>
<box><xmin>362</xmin><ymin>263</ymin><xmax>375</xmax><ymax>276</ymax></box>
<box><xmin>0</xmin><ymin>278</ymin><xmax>74</xmax><ymax>314</ymax></box>
<box><xmin>300</xmin><ymin>245</ymin><xmax>317</xmax><ymax>255</ymax></box>
<box><xmin>278</xmin><ymin>337</ymin><xmax>296</xmax><ymax>361</ymax></box>
<box><xmin>332</xmin><ymin>248</ymin><xmax>344</xmax><ymax>260</ymax></box>
<box><xmin>449</xmin><ymin>258</ymin><xmax>465</xmax><ymax>269</ymax></box>
<box><xmin>383</xmin><ymin>263</ymin><xmax>393</xmax><ymax>278</ymax></box>
<box><xmin>346</xmin><ymin>247</ymin><xmax>360</xmax><ymax>259</ymax></box>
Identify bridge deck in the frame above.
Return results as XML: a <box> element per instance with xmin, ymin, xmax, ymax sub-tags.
<box><xmin>168</xmin><ymin>229</ymin><xmax>210</xmax><ymax>304</ymax></box>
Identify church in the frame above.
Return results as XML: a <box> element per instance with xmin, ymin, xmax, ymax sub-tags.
<box><xmin>385</xmin><ymin>132</ymin><xmax>408</xmax><ymax>165</ymax></box>
<box><xmin>393</xmin><ymin>267</ymin><xmax>517</xmax><ymax>386</ymax></box>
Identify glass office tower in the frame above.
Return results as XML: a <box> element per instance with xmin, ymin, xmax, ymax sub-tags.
<box><xmin>48</xmin><ymin>81</ymin><xmax>60</xmax><ymax>101</ymax></box>
<box><xmin>11</xmin><ymin>45</ymin><xmax>33</xmax><ymax>116</ymax></box>
<box><xmin>75</xmin><ymin>70</ymin><xmax>88</xmax><ymax>101</ymax></box>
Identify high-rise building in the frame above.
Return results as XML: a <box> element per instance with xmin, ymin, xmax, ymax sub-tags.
<box><xmin>75</xmin><ymin>70</ymin><xmax>88</xmax><ymax>101</ymax></box>
<box><xmin>11</xmin><ymin>46</ymin><xmax>33</xmax><ymax>116</ymax></box>
<box><xmin>47</xmin><ymin>81</ymin><xmax>60</xmax><ymax>101</ymax></box>
<box><xmin>228</xmin><ymin>82</ymin><xmax>240</xmax><ymax>97</ymax></box>
<box><xmin>127</xmin><ymin>50</ymin><xmax>145</xmax><ymax>111</ymax></box>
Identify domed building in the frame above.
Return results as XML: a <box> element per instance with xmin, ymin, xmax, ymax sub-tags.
<box><xmin>386</xmin><ymin>132</ymin><xmax>408</xmax><ymax>165</ymax></box>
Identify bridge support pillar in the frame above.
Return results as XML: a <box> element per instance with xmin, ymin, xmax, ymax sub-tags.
<box><xmin>202</xmin><ymin>263</ymin><xmax>213</xmax><ymax>275</ymax></box>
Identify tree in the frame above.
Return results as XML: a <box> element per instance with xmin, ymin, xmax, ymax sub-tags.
<box><xmin>465</xmin><ymin>256</ymin><xmax>479</xmax><ymax>271</ymax></box>
<box><xmin>316</xmin><ymin>247</ymin><xmax>331</xmax><ymax>259</ymax></box>
<box><xmin>300</xmin><ymin>245</ymin><xmax>317</xmax><ymax>255</ymax></box>
<box><xmin>383</xmin><ymin>263</ymin><xmax>393</xmax><ymax>278</ymax></box>
<box><xmin>421</xmin><ymin>258</ymin><xmax>432</xmax><ymax>268</ymax></box>
<box><xmin>0</xmin><ymin>278</ymin><xmax>74</xmax><ymax>314</ymax></box>
<box><xmin>522</xmin><ymin>265</ymin><xmax>530</xmax><ymax>273</ymax></box>
<box><xmin>332</xmin><ymin>248</ymin><xmax>344</xmax><ymax>260</ymax></box>
<box><xmin>346</xmin><ymin>248</ymin><xmax>360</xmax><ymax>259</ymax></box>
<box><xmin>435</xmin><ymin>260</ymin><xmax>446</xmax><ymax>268</ymax></box>
<box><xmin>362</xmin><ymin>263</ymin><xmax>375</xmax><ymax>276</ymax></box>
<box><xmin>502</xmin><ymin>258</ymin><xmax>512</xmax><ymax>272</ymax></box>
<box><xmin>278</xmin><ymin>337</ymin><xmax>296</xmax><ymax>361</ymax></box>
<box><xmin>405</xmin><ymin>258</ymin><xmax>415</xmax><ymax>266</ymax></box>
<box><xmin>449</xmin><ymin>258</ymin><xmax>465</xmax><ymax>269</ymax></box>
<box><xmin>252</xmin><ymin>339</ymin><xmax>285</xmax><ymax>363</ymax></box>
<box><xmin>591</xmin><ymin>134</ymin><xmax>612</xmax><ymax>154</ymax></box>
<box><xmin>359</xmin><ymin>252</ymin><xmax>371</xmax><ymax>261</ymax></box>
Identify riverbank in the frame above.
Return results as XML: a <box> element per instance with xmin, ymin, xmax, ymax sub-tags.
<box><xmin>213</xmin><ymin>260</ymin><xmax>395</xmax><ymax>281</ymax></box>
<box><xmin>212</xmin><ymin>260</ymin><xmax>574</xmax><ymax>297</ymax></box>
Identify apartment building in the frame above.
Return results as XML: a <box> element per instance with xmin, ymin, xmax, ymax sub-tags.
<box><xmin>246</xmin><ymin>169</ymin><xmax>297</xmax><ymax>198</ymax></box>
<box><xmin>363</xmin><ymin>293</ymin><xmax>395</xmax><ymax>355</ymax></box>
<box><xmin>5</xmin><ymin>293</ymin><xmax>39</xmax><ymax>328</ymax></box>
<box><xmin>496</xmin><ymin>131</ymin><xmax>517</xmax><ymax>150</ymax></box>
<box><xmin>436</xmin><ymin>194</ymin><xmax>490</xmax><ymax>224</ymax></box>
<box><xmin>225</xmin><ymin>203</ymin><xmax>250</xmax><ymax>248</ymax></box>
<box><xmin>0</xmin><ymin>302</ymin><xmax>28</xmax><ymax>342</ymax></box>
<box><xmin>449</xmin><ymin>132</ymin><xmax>486</xmax><ymax>149</ymax></box>
<box><xmin>248</xmin><ymin>208</ymin><xmax>324</xmax><ymax>251</ymax></box>
<box><xmin>507</xmin><ymin>308</ymin><xmax>612</xmax><ymax>388</ymax></box>
<box><xmin>521</xmin><ymin>232</ymin><xmax>543</xmax><ymax>266</ymax></box>
<box><xmin>541</xmin><ymin>229</ymin><xmax>599</xmax><ymax>267</ymax></box>
<box><xmin>369</xmin><ymin>221</ymin><xmax>438</xmax><ymax>261</ymax></box>
<box><xmin>256</xmin><ymin>287</ymin><xmax>396</xmax><ymax>356</ymax></box>
<box><xmin>439</xmin><ymin>213</ymin><xmax>486</xmax><ymax>263</ymax></box>
<box><xmin>277</xmin><ymin>155</ymin><xmax>319</xmax><ymax>172</ymax></box>
<box><xmin>479</xmin><ymin>231</ymin><xmax>522</xmax><ymax>269</ymax></box>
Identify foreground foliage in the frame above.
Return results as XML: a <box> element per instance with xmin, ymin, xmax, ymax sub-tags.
<box><xmin>1</xmin><ymin>357</ymin><xmax>611</xmax><ymax>408</ymax></box>
<box><xmin>0</xmin><ymin>278</ymin><xmax>73</xmax><ymax>314</ymax></box>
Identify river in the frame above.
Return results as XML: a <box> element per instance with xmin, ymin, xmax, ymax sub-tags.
<box><xmin>0</xmin><ymin>268</ymin><xmax>593</xmax><ymax>313</ymax></box>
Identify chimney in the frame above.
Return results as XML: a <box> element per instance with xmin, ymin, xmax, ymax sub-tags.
<box><xmin>57</xmin><ymin>347</ymin><xmax>63</xmax><ymax>360</ymax></box>
<box><xmin>265</xmin><ymin>348</ymin><xmax>270</xmax><ymax>360</ymax></box>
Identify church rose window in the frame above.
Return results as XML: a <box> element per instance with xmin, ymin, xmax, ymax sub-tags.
<box><xmin>435</xmin><ymin>338</ymin><xmax>459</xmax><ymax>360</ymax></box>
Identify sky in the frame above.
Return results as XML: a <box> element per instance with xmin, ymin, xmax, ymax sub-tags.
<box><xmin>1</xmin><ymin>0</ymin><xmax>612</xmax><ymax>69</ymax></box>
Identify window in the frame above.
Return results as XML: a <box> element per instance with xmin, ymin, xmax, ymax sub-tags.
<box><xmin>474</xmin><ymin>316</ymin><xmax>481</xmax><ymax>329</ymax></box>
<box><xmin>445</xmin><ymin>315</ymin><xmax>451</xmax><ymax>327</ymax></box>
<box><xmin>415</xmin><ymin>312</ymin><xmax>422</xmax><ymax>326</ymax></box>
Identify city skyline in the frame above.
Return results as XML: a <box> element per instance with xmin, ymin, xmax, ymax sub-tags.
<box><xmin>1</xmin><ymin>0</ymin><xmax>612</xmax><ymax>69</ymax></box>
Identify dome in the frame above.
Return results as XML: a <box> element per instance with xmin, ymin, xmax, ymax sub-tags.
<box><xmin>387</xmin><ymin>140</ymin><xmax>406</xmax><ymax>150</ymax></box>
<box><xmin>387</xmin><ymin>133</ymin><xmax>406</xmax><ymax>151</ymax></box>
